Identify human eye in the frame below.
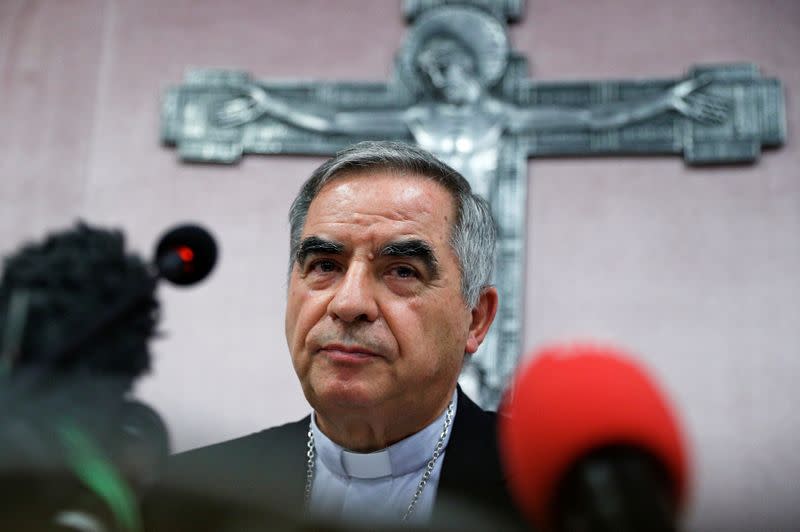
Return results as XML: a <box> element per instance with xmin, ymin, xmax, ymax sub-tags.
<box><xmin>386</xmin><ymin>264</ymin><xmax>420</xmax><ymax>280</ymax></box>
<box><xmin>308</xmin><ymin>258</ymin><xmax>340</xmax><ymax>274</ymax></box>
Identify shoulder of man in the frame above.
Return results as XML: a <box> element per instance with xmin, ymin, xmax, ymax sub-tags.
<box><xmin>442</xmin><ymin>388</ymin><xmax>503</xmax><ymax>486</ymax></box>
<box><xmin>170</xmin><ymin>416</ymin><xmax>309</xmax><ymax>467</ymax></box>
<box><xmin>435</xmin><ymin>388</ymin><xmax>528</xmax><ymax>530</ymax></box>
<box><xmin>154</xmin><ymin>416</ymin><xmax>310</xmax><ymax>510</ymax></box>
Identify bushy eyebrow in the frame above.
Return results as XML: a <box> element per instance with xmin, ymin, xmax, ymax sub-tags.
<box><xmin>379</xmin><ymin>239</ymin><xmax>440</xmax><ymax>279</ymax></box>
<box><xmin>295</xmin><ymin>236</ymin><xmax>344</xmax><ymax>265</ymax></box>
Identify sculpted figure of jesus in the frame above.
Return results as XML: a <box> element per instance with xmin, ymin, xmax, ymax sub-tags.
<box><xmin>215</xmin><ymin>37</ymin><xmax>727</xmax><ymax>198</ymax></box>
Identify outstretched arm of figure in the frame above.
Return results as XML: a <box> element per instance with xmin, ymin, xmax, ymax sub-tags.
<box><xmin>214</xmin><ymin>83</ymin><xmax>408</xmax><ymax>135</ymax></box>
<box><xmin>507</xmin><ymin>75</ymin><xmax>730</xmax><ymax>133</ymax></box>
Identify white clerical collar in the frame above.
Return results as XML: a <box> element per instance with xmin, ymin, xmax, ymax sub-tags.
<box><xmin>310</xmin><ymin>390</ymin><xmax>458</xmax><ymax>480</ymax></box>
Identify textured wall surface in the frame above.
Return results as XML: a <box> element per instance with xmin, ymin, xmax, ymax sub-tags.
<box><xmin>1</xmin><ymin>1</ymin><xmax>798</xmax><ymax>530</ymax></box>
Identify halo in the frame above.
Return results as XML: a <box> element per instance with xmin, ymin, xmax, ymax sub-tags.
<box><xmin>397</xmin><ymin>5</ymin><xmax>510</xmax><ymax>96</ymax></box>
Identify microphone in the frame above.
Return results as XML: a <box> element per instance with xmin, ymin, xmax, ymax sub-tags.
<box><xmin>154</xmin><ymin>224</ymin><xmax>218</xmax><ymax>286</ymax></box>
<box><xmin>0</xmin><ymin>222</ymin><xmax>159</xmax><ymax>383</ymax></box>
<box><xmin>0</xmin><ymin>221</ymin><xmax>216</xmax><ymax>530</ymax></box>
<box><xmin>0</xmin><ymin>223</ymin><xmax>218</xmax><ymax>382</ymax></box>
<box><xmin>499</xmin><ymin>343</ymin><xmax>689</xmax><ymax>532</ymax></box>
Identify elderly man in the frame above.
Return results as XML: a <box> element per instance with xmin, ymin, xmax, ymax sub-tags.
<box><xmin>163</xmin><ymin>141</ymin><xmax>520</xmax><ymax>527</ymax></box>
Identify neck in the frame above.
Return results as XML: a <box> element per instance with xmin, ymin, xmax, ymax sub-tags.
<box><xmin>314</xmin><ymin>387</ymin><xmax>455</xmax><ymax>452</ymax></box>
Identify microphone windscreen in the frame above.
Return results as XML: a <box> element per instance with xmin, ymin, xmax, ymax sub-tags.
<box><xmin>0</xmin><ymin>222</ymin><xmax>157</xmax><ymax>382</ymax></box>
<box><xmin>499</xmin><ymin>343</ymin><xmax>688</xmax><ymax>527</ymax></box>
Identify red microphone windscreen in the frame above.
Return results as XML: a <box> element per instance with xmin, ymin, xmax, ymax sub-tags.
<box><xmin>499</xmin><ymin>343</ymin><xmax>689</xmax><ymax>528</ymax></box>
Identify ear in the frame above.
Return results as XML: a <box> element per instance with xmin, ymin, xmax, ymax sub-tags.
<box><xmin>465</xmin><ymin>287</ymin><xmax>498</xmax><ymax>355</ymax></box>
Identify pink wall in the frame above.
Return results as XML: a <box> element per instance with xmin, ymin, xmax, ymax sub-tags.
<box><xmin>1</xmin><ymin>1</ymin><xmax>798</xmax><ymax>529</ymax></box>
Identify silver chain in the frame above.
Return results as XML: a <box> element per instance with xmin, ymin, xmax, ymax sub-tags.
<box><xmin>304</xmin><ymin>400</ymin><xmax>454</xmax><ymax>522</ymax></box>
<box><xmin>304</xmin><ymin>426</ymin><xmax>316</xmax><ymax>504</ymax></box>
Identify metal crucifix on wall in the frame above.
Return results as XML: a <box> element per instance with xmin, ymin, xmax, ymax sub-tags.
<box><xmin>161</xmin><ymin>0</ymin><xmax>785</xmax><ymax>409</ymax></box>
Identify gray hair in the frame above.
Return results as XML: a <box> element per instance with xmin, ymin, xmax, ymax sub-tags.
<box><xmin>288</xmin><ymin>141</ymin><xmax>496</xmax><ymax>308</ymax></box>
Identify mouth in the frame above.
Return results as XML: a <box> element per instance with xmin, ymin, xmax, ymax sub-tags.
<box><xmin>318</xmin><ymin>344</ymin><xmax>382</xmax><ymax>364</ymax></box>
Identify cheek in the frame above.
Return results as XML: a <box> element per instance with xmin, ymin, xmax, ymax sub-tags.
<box><xmin>384</xmin><ymin>297</ymin><xmax>469</xmax><ymax>362</ymax></box>
<box><xmin>284</xmin><ymin>287</ymin><xmax>301</xmax><ymax>342</ymax></box>
<box><xmin>285</xmin><ymin>285</ymin><xmax>325</xmax><ymax>350</ymax></box>
<box><xmin>386</xmin><ymin>295</ymin><xmax>424</xmax><ymax>324</ymax></box>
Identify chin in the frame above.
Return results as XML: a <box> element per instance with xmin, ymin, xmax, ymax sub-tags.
<box><xmin>311</xmin><ymin>379</ymin><xmax>384</xmax><ymax>411</ymax></box>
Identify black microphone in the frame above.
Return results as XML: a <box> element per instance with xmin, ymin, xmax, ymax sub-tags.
<box><xmin>0</xmin><ymin>221</ymin><xmax>217</xmax><ymax>530</ymax></box>
<box><xmin>0</xmin><ymin>223</ymin><xmax>219</xmax><ymax>381</ymax></box>
<box><xmin>154</xmin><ymin>224</ymin><xmax>218</xmax><ymax>286</ymax></box>
<box><xmin>0</xmin><ymin>222</ymin><xmax>159</xmax><ymax>383</ymax></box>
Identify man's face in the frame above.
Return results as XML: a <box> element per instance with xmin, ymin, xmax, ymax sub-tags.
<box><xmin>285</xmin><ymin>172</ymin><xmax>478</xmax><ymax>422</ymax></box>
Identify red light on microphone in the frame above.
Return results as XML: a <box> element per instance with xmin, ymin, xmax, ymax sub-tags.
<box><xmin>176</xmin><ymin>246</ymin><xmax>194</xmax><ymax>263</ymax></box>
<box><xmin>154</xmin><ymin>224</ymin><xmax>217</xmax><ymax>286</ymax></box>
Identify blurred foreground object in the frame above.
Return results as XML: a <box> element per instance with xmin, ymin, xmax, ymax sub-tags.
<box><xmin>500</xmin><ymin>343</ymin><xmax>688</xmax><ymax>532</ymax></box>
<box><xmin>0</xmin><ymin>222</ymin><xmax>215</xmax><ymax>531</ymax></box>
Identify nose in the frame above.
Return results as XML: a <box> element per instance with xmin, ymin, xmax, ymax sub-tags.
<box><xmin>327</xmin><ymin>262</ymin><xmax>379</xmax><ymax>323</ymax></box>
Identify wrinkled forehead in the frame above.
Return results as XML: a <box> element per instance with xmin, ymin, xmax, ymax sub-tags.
<box><xmin>308</xmin><ymin>170</ymin><xmax>458</xmax><ymax>236</ymax></box>
<box><xmin>318</xmin><ymin>167</ymin><xmax>457</xmax><ymax>201</ymax></box>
